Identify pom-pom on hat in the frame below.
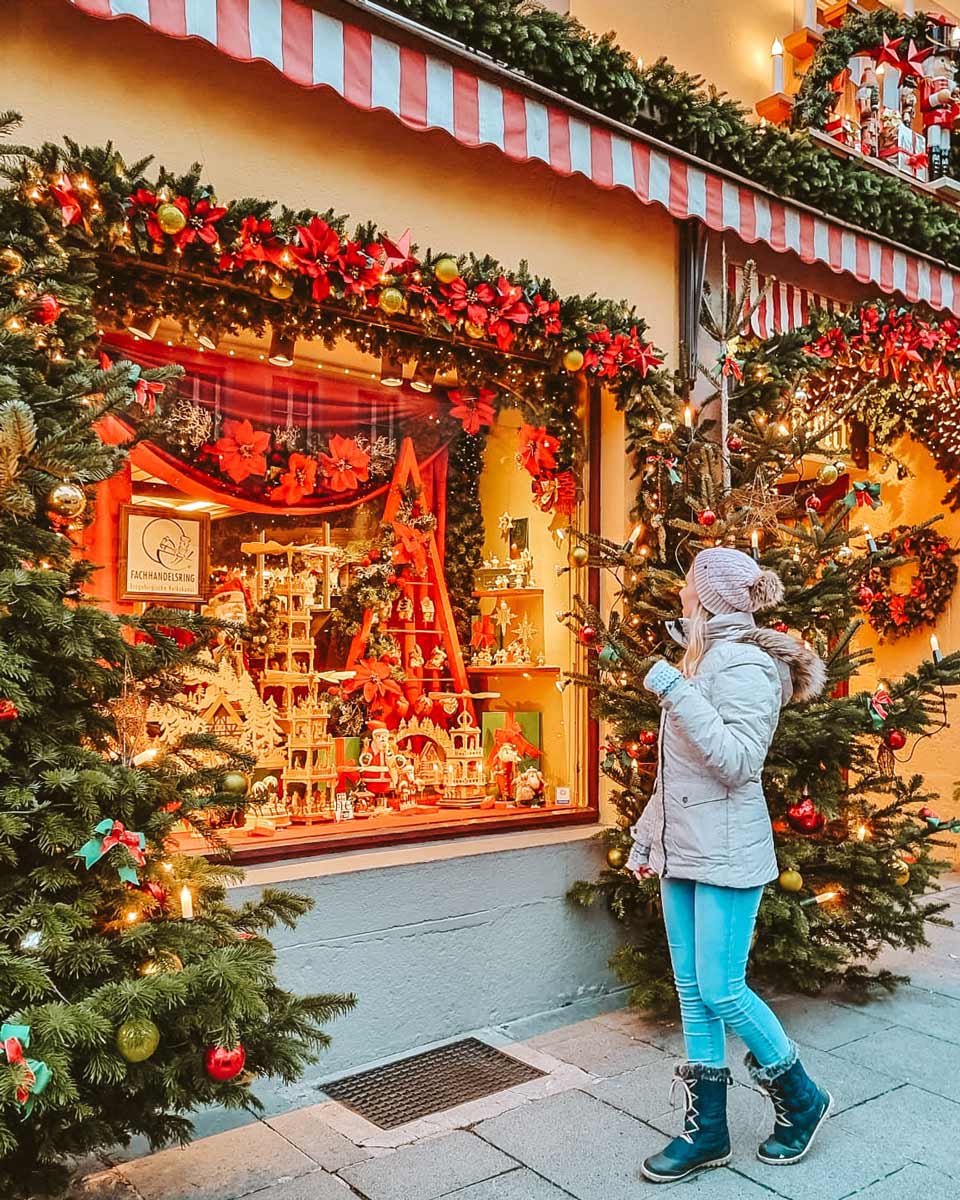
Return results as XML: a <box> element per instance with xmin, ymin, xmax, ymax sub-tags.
<box><xmin>692</xmin><ymin>547</ymin><xmax>784</xmax><ymax>615</ymax></box>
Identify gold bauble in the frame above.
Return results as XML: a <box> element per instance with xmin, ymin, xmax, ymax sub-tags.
<box><xmin>379</xmin><ymin>286</ymin><xmax>404</xmax><ymax>315</ymax></box>
<box><xmin>606</xmin><ymin>846</ymin><xmax>627</xmax><ymax>870</ymax></box>
<box><xmin>156</xmin><ymin>203</ymin><xmax>187</xmax><ymax>236</ymax></box>
<box><xmin>0</xmin><ymin>247</ymin><xmax>24</xmax><ymax>276</ymax></box>
<box><xmin>47</xmin><ymin>481</ymin><xmax>86</xmax><ymax>518</ymax></box>
<box><xmin>563</xmin><ymin>348</ymin><xmax>585</xmax><ymax>373</ymax></box>
<box><xmin>464</xmin><ymin>321</ymin><xmax>485</xmax><ymax>339</ymax></box>
<box><xmin>221</xmin><ymin>770</ymin><xmax>249</xmax><ymax>797</ymax></box>
<box><xmin>653</xmin><ymin>419</ymin><xmax>675</xmax><ymax>444</ymax></box>
<box><xmin>433</xmin><ymin>257</ymin><xmax>460</xmax><ymax>284</ymax></box>
<box><xmin>893</xmin><ymin>860</ymin><xmax>911</xmax><ymax>886</ymax></box>
<box><xmin>817</xmin><ymin>462</ymin><xmax>839</xmax><ymax>486</ymax></box>
<box><xmin>835</xmin><ymin>544</ymin><xmax>854</xmax><ymax>563</ymax></box>
<box><xmin>139</xmin><ymin>952</ymin><xmax>184</xmax><ymax>976</ymax></box>
<box><xmin>779</xmin><ymin>869</ymin><xmax>804</xmax><ymax>892</ymax></box>
<box><xmin>269</xmin><ymin>276</ymin><xmax>294</xmax><ymax>300</ymax></box>
<box><xmin>116</xmin><ymin>1018</ymin><xmax>160</xmax><ymax>1063</ymax></box>
<box><xmin>568</xmin><ymin>545</ymin><xmax>590</xmax><ymax>569</ymax></box>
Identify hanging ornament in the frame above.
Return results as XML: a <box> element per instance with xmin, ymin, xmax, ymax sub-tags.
<box><xmin>883</xmin><ymin>728</ymin><xmax>906</xmax><ymax>751</ymax></box>
<box><xmin>268</xmin><ymin>276</ymin><xmax>294</xmax><ymax>300</ymax></box>
<box><xmin>726</xmin><ymin>433</ymin><xmax>743</xmax><ymax>452</ymax></box>
<box><xmin>46</xmin><ymin>481</ymin><xmax>86</xmax><ymax>518</ymax></box>
<box><xmin>836</xmin><ymin>544</ymin><xmax>854</xmax><ymax>563</ymax></box>
<box><xmin>0</xmin><ymin>700</ymin><xmax>19</xmax><ymax>720</ymax></box>
<box><xmin>433</xmin><ymin>257</ymin><xmax>459</xmax><ymax>284</ymax></box>
<box><xmin>563</xmin><ymin>348</ymin><xmax>584</xmax><ymax>372</ymax></box>
<box><xmin>34</xmin><ymin>294</ymin><xmax>60</xmax><ymax>326</ymax></box>
<box><xmin>156</xmin><ymin>202</ymin><xmax>188</xmax><ymax>235</ymax></box>
<box><xmin>19</xmin><ymin>930</ymin><xmax>42</xmax><ymax>952</ymax></box>
<box><xmin>778</xmin><ymin>868</ymin><xmax>803</xmax><ymax>892</ymax></box>
<box><xmin>204</xmin><ymin>1044</ymin><xmax>246</xmax><ymax>1082</ymax></box>
<box><xmin>220</xmin><ymin>771</ymin><xmax>249</xmax><ymax>797</ymax></box>
<box><xmin>578</xmin><ymin>625</ymin><xmax>598</xmax><ymax>647</ymax></box>
<box><xmin>892</xmin><ymin>859</ymin><xmax>911</xmax><ymax>886</ymax></box>
<box><xmin>139</xmin><ymin>952</ymin><xmax>184</xmax><ymax>976</ymax></box>
<box><xmin>857</xmin><ymin>584</ymin><xmax>875</xmax><ymax>607</ymax></box>
<box><xmin>805</xmin><ymin>494</ymin><xmax>823</xmax><ymax>513</ymax></box>
<box><xmin>464</xmin><ymin>321</ymin><xmax>485</xmax><ymax>339</ymax></box>
<box><xmin>606</xmin><ymin>846</ymin><xmax>627</xmax><ymax>870</ymax></box>
<box><xmin>0</xmin><ymin>247</ymin><xmax>24</xmax><ymax>275</ymax></box>
<box><xmin>697</xmin><ymin>508</ymin><xmax>717</xmax><ymax>528</ymax></box>
<box><xmin>639</xmin><ymin>729</ymin><xmax>657</xmax><ymax>747</ymax></box>
<box><xmin>653</xmin><ymin>419</ymin><xmax>675</xmax><ymax>444</ymax></box>
<box><xmin>116</xmin><ymin>1018</ymin><xmax>160</xmax><ymax>1063</ymax></box>
<box><xmin>773</xmin><ymin>622</ymin><xmax>789</xmax><ymax>633</ymax></box>
<box><xmin>786</xmin><ymin>796</ymin><xmax>825</xmax><ymax>834</ymax></box>
<box><xmin>598</xmin><ymin>644</ymin><xmax>621</xmax><ymax>668</ymax></box>
<box><xmin>568</xmin><ymin>545</ymin><xmax>589</xmax><ymax>568</ymax></box>
<box><xmin>378</xmin><ymin>287</ymin><xmax>404</xmax><ymax>315</ymax></box>
<box><xmin>817</xmin><ymin>462</ymin><xmax>839</xmax><ymax>486</ymax></box>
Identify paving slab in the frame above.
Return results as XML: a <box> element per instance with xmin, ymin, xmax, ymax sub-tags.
<box><xmin>244</xmin><ymin>1173</ymin><xmax>354</xmax><ymax>1200</ymax></box>
<box><xmin>832</xmin><ymin>984</ymin><xmax>960</xmax><ymax>1045</ymax></box>
<box><xmin>833</xmin><ymin>1084</ymin><xmax>960</xmax><ymax>1180</ymax></box>
<box><xmin>839</xmin><ymin>1162</ymin><xmax>958</xmax><ymax>1200</ymax></box>
<box><xmin>438</xmin><ymin>1167</ymin><xmax>576</xmax><ymax>1198</ymax></box>
<box><xmin>582</xmin><ymin>1053</ymin><xmax>688</xmax><ymax>1124</ymax></box>
<box><xmin>769</xmin><ymin>1045</ymin><xmax>901</xmax><ymax>1115</ymax></box>
<box><xmin>526</xmin><ymin>1022</ymin><xmax>667</xmax><ymax>1077</ymax></box>
<box><xmin>762</xmin><ymin>995</ymin><xmax>897</xmax><ymax>1051</ymax></box>
<box><xmin>338</xmin><ymin>1131</ymin><xmax>517</xmax><ymax>1200</ymax></box>
<box><xmin>117</xmin><ymin>1123</ymin><xmax>316</xmax><ymax>1200</ymax></box>
<box><xmin>828</xmin><ymin>1025</ymin><xmax>960</xmax><ymax>1102</ymax></box>
<box><xmin>264</xmin><ymin>1107</ymin><xmax>369</xmax><ymax>1170</ymax></box>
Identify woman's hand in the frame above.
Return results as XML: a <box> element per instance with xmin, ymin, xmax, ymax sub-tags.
<box><xmin>634</xmin><ymin>864</ymin><xmax>656</xmax><ymax>881</ymax></box>
<box><xmin>643</xmin><ymin>659</ymin><xmax>682</xmax><ymax>699</ymax></box>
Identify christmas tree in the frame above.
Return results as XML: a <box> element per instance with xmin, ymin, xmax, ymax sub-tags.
<box><xmin>0</xmin><ymin>116</ymin><xmax>353</xmax><ymax>1197</ymax></box>
<box><xmin>569</xmin><ymin>264</ymin><xmax>960</xmax><ymax>1010</ymax></box>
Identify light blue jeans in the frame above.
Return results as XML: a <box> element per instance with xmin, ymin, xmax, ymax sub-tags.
<box><xmin>660</xmin><ymin>878</ymin><xmax>792</xmax><ymax>1069</ymax></box>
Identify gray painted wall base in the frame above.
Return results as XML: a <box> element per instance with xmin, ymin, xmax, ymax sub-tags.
<box><xmin>218</xmin><ymin>836</ymin><xmax>623</xmax><ymax>1129</ymax></box>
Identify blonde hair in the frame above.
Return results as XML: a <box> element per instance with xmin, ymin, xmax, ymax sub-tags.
<box><xmin>681</xmin><ymin>600</ymin><xmax>712</xmax><ymax>678</ymax></box>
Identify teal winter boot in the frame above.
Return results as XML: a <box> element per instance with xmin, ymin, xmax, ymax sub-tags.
<box><xmin>746</xmin><ymin>1046</ymin><xmax>832</xmax><ymax>1164</ymax></box>
<box><xmin>640</xmin><ymin>1063</ymin><xmax>732</xmax><ymax>1183</ymax></box>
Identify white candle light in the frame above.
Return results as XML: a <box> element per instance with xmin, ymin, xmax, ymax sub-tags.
<box><xmin>684</xmin><ymin>405</ymin><xmax>693</xmax><ymax>429</ymax></box>
<box><xmin>863</xmin><ymin>524</ymin><xmax>878</xmax><ymax>554</ymax></box>
<box><xmin>931</xmin><ymin>634</ymin><xmax>943</xmax><ymax>664</ymax></box>
<box><xmin>623</xmin><ymin>522</ymin><xmax>645</xmax><ymax>552</ymax></box>
<box><xmin>751</xmin><ymin>530</ymin><xmax>760</xmax><ymax>561</ymax></box>
<box><xmin>180</xmin><ymin>885</ymin><xmax>194</xmax><ymax>921</ymax></box>
<box><xmin>771</xmin><ymin>38</ymin><xmax>785</xmax><ymax>93</ymax></box>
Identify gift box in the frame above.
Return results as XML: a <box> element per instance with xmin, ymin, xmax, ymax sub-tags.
<box><xmin>481</xmin><ymin>711</ymin><xmax>542</xmax><ymax>769</ymax></box>
<box><xmin>878</xmin><ymin>117</ymin><xmax>928</xmax><ymax>181</ymax></box>
<box><xmin>824</xmin><ymin>115</ymin><xmax>860</xmax><ymax>147</ymax></box>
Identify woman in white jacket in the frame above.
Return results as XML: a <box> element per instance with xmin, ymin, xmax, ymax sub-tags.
<box><xmin>627</xmin><ymin>547</ymin><xmax>832</xmax><ymax>1184</ymax></box>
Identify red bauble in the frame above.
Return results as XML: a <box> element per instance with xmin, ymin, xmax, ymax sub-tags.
<box><xmin>697</xmin><ymin>508</ymin><xmax>717</xmax><ymax>528</ymax></box>
<box><xmin>773</xmin><ymin>622</ymin><xmax>789</xmax><ymax>633</ymax></box>
<box><xmin>805</xmin><ymin>494</ymin><xmax>822</xmax><ymax>513</ymax></box>
<box><xmin>35</xmin><ymin>293</ymin><xmax>61</xmax><ymax>325</ymax></box>
<box><xmin>578</xmin><ymin>625</ymin><xmax>598</xmax><ymax>646</ymax></box>
<box><xmin>884</xmin><ymin>728</ymin><xmax>906</xmax><ymax>751</ymax></box>
<box><xmin>205</xmin><ymin>1044</ymin><xmax>246</xmax><ymax>1082</ymax></box>
<box><xmin>857</xmin><ymin>585</ymin><xmax>875</xmax><ymax>607</ymax></box>
<box><xmin>786</xmin><ymin>796</ymin><xmax>825</xmax><ymax>834</ymax></box>
<box><xmin>639</xmin><ymin>730</ymin><xmax>657</xmax><ymax>747</ymax></box>
<box><xmin>726</xmin><ymin>434</ymin><xmax>743</xmax><ymax>452</ymax></box>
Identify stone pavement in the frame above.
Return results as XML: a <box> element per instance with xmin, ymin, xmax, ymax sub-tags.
<box><xmin>72</xmin><ymin>876</ymin><xmax>960</xmax><ymax>1200</ymax></box>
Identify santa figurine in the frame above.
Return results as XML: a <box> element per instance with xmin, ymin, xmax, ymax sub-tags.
<box><xmin>491</xmin><ymin>742</ymin><xmax>521</xmax><ymax>803</ymax></box>
<box><xmin>515</xmin><ymin>766</ymin><xmax>546</xmax><ymax>807</ymax></box>
<box><xmin>358</xmin><ymin>721</ymin><xmax>397</xmax><ymax>806</ymax></box>
<box><xmin>920</xmin><ymin>55</ymin><xmax>960</xmax><ymax>180</ymax></box>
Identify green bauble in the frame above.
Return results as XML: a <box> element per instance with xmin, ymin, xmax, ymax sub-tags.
<box><xmin>598</xmin><ymin>644</ymin><xmax>621</xmax><ymax>669</ymax></box>
<box><xmin>221</xmin><ymin>770</ymin><xmax>249</xmax><ymax>797</ymax></box>
<box><xmin>433</xmin><ymin>257</ymin><xmax>459</xmax><ymax>284</ymax></box>
<box><xmin>116</xmin><ymin>1018</ymin><xmax>160</xmax><ymax>1063</ymax></box>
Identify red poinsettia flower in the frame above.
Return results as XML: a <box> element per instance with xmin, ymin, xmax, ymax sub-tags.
<box><xmin>293</xmin><ymin>216</ymin><xmax>342</xmax><ymax>302</ymax></box>
<box><xmin>215</xmin><ymin>418</ymin><xmax>271</xmax><ymax>483</ymax></box>
<box><xmin>273</xmin><ymin>453</ymin><xmax>317</xmax><ymax>505</ymax></box>
<box><xmin>344</xmin><ymin>658</ymin><xmax>402</xmax><ymax>705</ymax></box>
<box><xmin>440</xmin><ymin>277</ymin><xmax>496</xmax><ymax>327</ymax></box>
<box><xmin>337</xmin><ymin>240</ymin><xmax>383</xmax><ymax>297</ymax></box>
<box><xmin>318</xmin><ymin>434</ymin><xmax>371</xmax><ymax>492</ymax></box>
<box><xmin>127</xmin><ymin>188</ymin><xmax>158</xmax><ymax>216</ymax></box>
<box><xmin>229</xmin><ymin>216</ymin><xmax>283</xmax><ymax>268</ymax></box>
<box><xmin>487</xmin><ymin>275</ymin><xmax>532</xmax><ymax>351</ymax></box>
<box><xmin>447</xmin><ymin>387</ymin><xmax>496</xmax><ymax>435</ymax></box>
<box><xmin>806</xmin><ymin>327</ymin><xmax>847</xmax><ymax>359</ymax></box>
<box><xmin>50</xmin><ymin>181</ymin><xmax>82</xmax><ymax>227</ymax></box>
<box><xmin>531</xmin><ymin>470</ymin><xmax>577</xmax><ymax>516</ymax></box>
<box><xmin>531</xmin><ymin>293</ymin><xmax>562</xmax><ymax>336</ymax></box>
<box><xmin>889</xmin><ymin>594</ymin><xmax>909</xmax><ymax>626</ymax></box>
<box><xmin>585</xmin><ymin>326</ymin><xmax>663</xmax><ymax>379</ymax></box>
<box><xmin>173</xmin><ymin>197</ymin><xmax>228</xmax><ymax>248</ymax></box>
<box><xmin>391</xmin><ymin>522</ymin><xmax>430</xmax><ymax>575</ymax></box>
<box><xmin>517</xmin><ymin>424</ymin><xmax>559</xmax><ymax>477</ymax></box>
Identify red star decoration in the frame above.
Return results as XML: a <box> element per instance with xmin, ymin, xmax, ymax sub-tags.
<box><xmin>899</xmin><ymin>39</ymin><xmax>934</xmax><ymax>81</ymax></box>
<box><xmin>872</xmin><ymin>33</ymin><xmax>905</xmax><ymax>70</ymax></box>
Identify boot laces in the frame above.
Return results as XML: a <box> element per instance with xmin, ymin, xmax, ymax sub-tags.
<box><xmin>769</xmin><ymin>1081</ymin><xmax>793</xmax><ymax>1129</ymax></box>
<box><xmin>670</xmin><ymin>1074</ymin><xmax>700</xmax><ymax>1144</ymax></box>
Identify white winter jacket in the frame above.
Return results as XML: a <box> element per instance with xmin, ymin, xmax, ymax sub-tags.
<box><xmin>626</xmin><ymin>612</ymin><xmax>827</xmax><ymax>889</ymax></box>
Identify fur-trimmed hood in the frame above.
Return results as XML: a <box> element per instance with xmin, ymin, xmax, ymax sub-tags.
<box><xmin>666</xmin><ymin>613</ymin><xmax>827</xmax><ymax>705</ymax></box>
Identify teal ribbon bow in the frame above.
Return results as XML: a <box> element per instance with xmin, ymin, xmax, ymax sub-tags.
<box><xmin>843</xmin><ymin>481</ymin><xmax>882</xmax><ymax>510</ymax></box>
<box><xmin>1</xmin><ymin>1022</ymin><xmax>51</xmax><ymax>1118</ymax></box>
<box><xmin>75</xmin><ymin>818</ymin><xmax>146</xmax><ymax>885</ymax></box>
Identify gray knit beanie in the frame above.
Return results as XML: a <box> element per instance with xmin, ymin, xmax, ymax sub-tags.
<box><xmin>692</xmin><ymin>547</ymin><xmax>784</xmax><ymax>615</ymax></box>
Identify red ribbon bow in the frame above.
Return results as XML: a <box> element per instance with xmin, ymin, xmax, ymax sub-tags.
<box><xmin>0</xmin><ymin>700</ymin><xmax>18</xmax><ymax>720</ymax></box>
<box><xmin>134</xmin><ymin>378</ymin><xmax>165</xmax><ymax>415</ymax></box>
<box><xmin>100</xmin><ymin>821</ymin><xmax>146</xmax><ymax>867</ymax></box>
<box><xmin>2</xmin><ymin>1036</ymin><xmax>34</xmax><ymax>1104</ymax></box>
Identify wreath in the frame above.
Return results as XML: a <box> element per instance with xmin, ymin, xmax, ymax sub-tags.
<box><xmin>858</xmin><ymin>525</ymin><xmax>958</xmax><ymax>640</ymax></box>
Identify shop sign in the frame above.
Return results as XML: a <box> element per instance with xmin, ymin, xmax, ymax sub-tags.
<box><xmin>118</xmin><ymin>505</ymin><xmax>210</xmax><ymax>603</ymax></box>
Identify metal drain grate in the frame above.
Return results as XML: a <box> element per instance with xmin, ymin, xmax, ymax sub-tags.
<box><xmin>321</xmin><ymin>1037</ymin><xmax>545</xmax><ymax>1128</ymax></box>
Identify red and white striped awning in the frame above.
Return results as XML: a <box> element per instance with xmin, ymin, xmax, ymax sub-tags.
<box><xmin>68</xmin><ymin>0</ymin><xmax>960</xmax><ymax>317</ymax></box>
<box><xmin>728</xmin><ymin>264</ymin><xmax>848</xmax><ymax>338</ymax></box>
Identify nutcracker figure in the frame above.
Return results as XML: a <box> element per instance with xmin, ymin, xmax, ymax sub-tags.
<box><xmin>920</xmin><ymin>55</ymin><xmax>960</xmax><ymax>179</ymax></box>
<box><xmin>857</xmin><ymin>70</ymin><xmax>880</xmax><ymax>158</ymax></box>
<box><xmin>357</xmin><ymin>720</ymin><xmax>397</xmax><ymax>804</ymax></box>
